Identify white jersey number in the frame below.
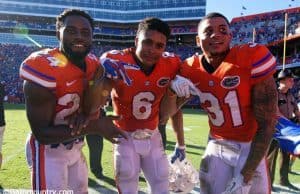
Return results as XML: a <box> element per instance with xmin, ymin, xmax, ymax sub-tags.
<box><xmin>201</xmin><ymin>90</ymin><xmax>242</xmax><ymax>127</ymax></box>
<box><xmin>54</xmin><ymin>93</ymin><xmax>80</xmax><ymax>125</ymax></box>
<box><xmin>132</xmin><ymin>92</ymin><xmax>155</xmax><ymax>120</ymax></box>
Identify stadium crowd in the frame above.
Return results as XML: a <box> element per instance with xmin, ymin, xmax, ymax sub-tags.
<box><xmin>231</xmin><ymin>7</ymin><xmax>300</xmax><ymax>45</ymax></box>
<box><xmin>0</xmin><ymin>6</ymin><xmax>300</xmax><ymax>193</ymax></box>
<box><xmin>0</xmin><ymin>20</ymin><xmax>197</xmax><ymax>36</ymax></box>
<box><xmin>1</xmin><ymin>8</ymin><xmax>300</xmax><ymax>104</ymax></box>
<box><xmin>0</xmin><ymin>43</ymin><xmax>198</xmax><ymax>104</ymax></box>
<box><xmin>1</xmin><ymin>42</ymin><xmax>299</xmax><ymax>104</ymax></box>
<box><xmin>0</xmin><ymin>44</ymin><xmax>37</xmax><ymax>103</ymax></box>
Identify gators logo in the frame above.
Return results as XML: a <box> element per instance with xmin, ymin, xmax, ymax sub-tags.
<box><xmin>221</xmin><ymin>76</ymin><xmax>240</xmax><ymax>89</ymax></box>
<box><xmin>157</xmin><ymin>77</ymin><xmax>170</xmax><ymax>87</ymax></box>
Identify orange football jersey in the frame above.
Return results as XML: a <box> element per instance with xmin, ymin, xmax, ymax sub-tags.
<box><xmin>102</xmin><ymin>48</ymin><xmax>180</xmax><ymax>132</ymax></box>
<box><xmin>180</xmin><ymin>43</ymin><xmax>276</xmax><ymax>142</ymax></box>
<box><xmin>20</xmin><ymin>48</ymin><xmax>99</xmax><ymax>125</ymax></box>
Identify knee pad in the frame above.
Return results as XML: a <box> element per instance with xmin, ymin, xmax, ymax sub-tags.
<box><xmin>0</xmin><ymin>126</ymin><xmax>5</xmax><ymax>152</ymax></box>
<box><xmin>114</xmin><ymin>145</ymin><xmax>139</xmax><ymax>194</ymax></box>
<box><xmin>155</xmin><ymin>155</ymin><xmax>169</xmax><ymax>181</ymax></box>
<box><xmin>70</xmin><ymin>155</ymin><xmax>88</xmax><ymax>193</ymax></box>
<box><xmin>199</xmin><ymin>156</ymin><xmax>212</xmax><ymax>194</ymax></box>
<box><xmin>149</xmin><ymin>132</ymin><xmax>169</xmax><ymax>182</ymax></box>
<box><xmin>142</xmin><ymin>146</ymin><xmax>169</xmax><ymax>194</ymax></box>
<box><xmin>115</xmin><ymin>154</ymin><xmax>137</xmax><ymax>180</ymax></box>
<box><xmin>114</xmin><ymin>144</ymin><xmax>139</xmax><ymax>181</ymax></box>
<box><xmin>248</xmin><ymin>159</ymin><xmax>269</xmax><ymax>194</ymax></box>
<box><xmin>145</xmin><ymin>148</ymin><xmax>169</xmax><ymax>194</ymax></box>
<box><xmin>149</xmin><ymin>157</ymin><xmax>169</xmax><ymax>194</ymax></box>
<box><xmin>148</xmin><ymin>156</ymin><xmax>169</xmax><ymax>194</ymax></box>
<box><xmin>152</xmin><ymin>148</ymin><xmax>169</xmax><ymax>181</ymax></box>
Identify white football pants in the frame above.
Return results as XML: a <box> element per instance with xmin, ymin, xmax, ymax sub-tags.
<box><xmin>114</xmin><ymin>129</ymin><xmax>169</xmax><ymax>194</ymax></box>
<box><xmin>199</xmin><ymin>139</ymin><xmax>271</xmax><ymax>194</ymax></box>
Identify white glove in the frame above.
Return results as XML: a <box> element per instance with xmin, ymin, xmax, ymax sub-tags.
<box><xmin>170</xmin><ymin>75</ymin><xmax>198</xmax><ymax>98</ymax></box>
<box><xmin>222</xmin><ymin>174</ymin><xmax>251</xmax><ymax>194</ymax></box>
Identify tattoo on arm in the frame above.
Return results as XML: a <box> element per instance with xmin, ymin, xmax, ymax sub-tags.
<box><xmin>241</xmin><ymin>76</ymin><xmax>278</xmax><ymax>181</ymax></box>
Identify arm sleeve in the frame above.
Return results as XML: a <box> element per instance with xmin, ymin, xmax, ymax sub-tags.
<box><xmin>20</xmin><ymin>54</ymin><xmax>57</xmax><ymax>89</ymax></box>
<box><xmin>249</xmin><ymin>44</ymin><xmax>277</xmax><ymax>85</ymax></box>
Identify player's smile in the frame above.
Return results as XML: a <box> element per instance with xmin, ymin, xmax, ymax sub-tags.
<box><xmin>210</xmin><ymin>41</ymin><xmax>223</xmax><ymax>45</ymax></box>
<box><xmin>209</xmin><ymin>41</ymin><xmax>224</xmax><ymax>48</ymax></box>
<box><xmin>72</xmin><ymin>43</ymin><xmax>85</xmax><ymax>49</ymax></box>
<box><xmin>71</xmin><ymin>43</ymin><xmax>87</xmax><ymax>52</ymax></box>
<box><xmin>209</xmin><ymin>40</ymin><xmax>227</xmax><ymax>51</ymax></box>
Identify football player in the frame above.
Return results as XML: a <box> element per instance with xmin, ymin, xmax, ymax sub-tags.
<box><xmin>170</xmin><ymin>12</ymin><xmax>278</xmax><ymax>194</ymax></box>
<box><xmin>99</xmin><ymin>17</ymin><xmax>185</xmax><ymax>193</ymax></box>
<box><xmin>20</xmin><ymin>9</ymin><xmax>126</xmax><ymax>192</ymax></box>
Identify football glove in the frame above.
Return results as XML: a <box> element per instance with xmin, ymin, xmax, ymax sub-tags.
<box><xmin>170</xmin><ymin>144</ymin><xmax>186</xmax><ymax>163</ymax></box>
<box><xmin>101</xmin><ymin>58</ymin><xmax>140</xmax><ymax>86</ymax></box>
<box><xmin>170</xmin><ymin>75</ymin><xmax>199</xmax><ymax>98</ymax></box>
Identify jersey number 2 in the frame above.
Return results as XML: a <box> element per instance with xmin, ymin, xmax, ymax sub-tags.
<box><xmin>55</xmin><ymin>93</ymin><xmax>80</xmax><ymax>125</ymax></box>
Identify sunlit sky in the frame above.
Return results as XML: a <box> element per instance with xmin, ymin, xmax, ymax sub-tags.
<box><xmin>206</xmin><ymin>0</ymin><xmax>300</xmax><ymax>21</ymax></box>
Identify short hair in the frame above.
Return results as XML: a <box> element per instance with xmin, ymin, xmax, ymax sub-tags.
<box><xmin>198</xmin><ymin>12</ymin><xmax>230</xmax><ymax>31</ymax></box>
<box><xmin>137</xmin><ymin>17</ymin><xmax>171</xmax><ymax>40</ymax></box>
<box><xmin>56</xmin><ymin>9</ymin><xmax>94</xmax><ymax>30</ymax></box>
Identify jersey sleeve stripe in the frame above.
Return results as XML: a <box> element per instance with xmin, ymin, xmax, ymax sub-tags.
<box><xmin>251</xmin><ymin>60</ymin><xmax>277</xmax><ymax>78</ymax></box>
<box><xmin>20</xmin><ymin>67</ymin><xmax>56</xmax><ymax>88</ymax></box>
<box><xmin>22</xmin><ymin>64</ymin><xmax>56</xmax><ymax>81</ymax></box>
<box><xmin>251</xmin><ymin>56</ymin><xmax>276</xmax><ymax>75</ymax></box>
<box><xmin>252</xmin><ymin>52</ymin><xmax>272</xmax><ymax>67</ymax></box>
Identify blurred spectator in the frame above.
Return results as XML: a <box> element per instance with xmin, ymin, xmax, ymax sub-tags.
<box><xmin>0</xmin><ymin>44</ymin><xmax>38</xmax><ymax>103</ymax></box>
<box><xmin>267</xmin><ymin>69</ymin><xmax>300</xmax><ymax>191</ymax></box>
<box><xmin>0</xmin><ymin>43</ymin><xmax>198</xmax><ymax>104</ymax></box>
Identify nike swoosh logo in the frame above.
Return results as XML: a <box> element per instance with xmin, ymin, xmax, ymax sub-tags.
<box><xmin>66</xmin><ymin>80</ymin><xmax>77</xmax><ymax>87</ymax></box>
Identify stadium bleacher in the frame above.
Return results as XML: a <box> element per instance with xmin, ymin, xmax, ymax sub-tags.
<box><xmin>0</xmin><ymin>33</ymin><xmax>57</xmax><ymax>47</ymax></box>
<box><xmin>0</xmin><ymin>0</ymin><xmax>205</xmax><ymax>22</ymax></box>
<box><xmin>231</xmin><ymin>7</ymin><xmax>300</xmax><ymax>45</ymax></box>
<box><xmin>0</xmin><ymin>42</ymin><xmax>197</xmax><ymax>103</ymax></box>
<box><xmin>10</xmin><ymin>0</ymin><xmax>204</xmax><ymax>11</ymax></box>
<box><xmin>0</xmin><ymin>0</ymin><xmax>205</xmax><ymax>103</ymax></box>
<box><xmin>0</xmin><ymin>1</ymin><xmax>300</xmax><ymax>104</ymax></box>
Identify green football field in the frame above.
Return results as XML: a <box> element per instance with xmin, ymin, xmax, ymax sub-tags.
<box><xmin>1</xmin><ymin>103</ymin><xmax>300</xmax><ymax>191</ymax></box>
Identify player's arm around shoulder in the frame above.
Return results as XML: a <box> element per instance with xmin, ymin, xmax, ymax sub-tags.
<box><xmin>160</xmin><ymin>55</ymin><xmax>197</xmax><ymax>123</ymax></box>
<box><xmin>241</xmin><ymin>76</ymin><xmax>278</xmax><ymax>183</ymax></box>
<box><xmin>159</xmin><ymin>53</ymin><xmax>181</xmax><ymax>122</ymax></box>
